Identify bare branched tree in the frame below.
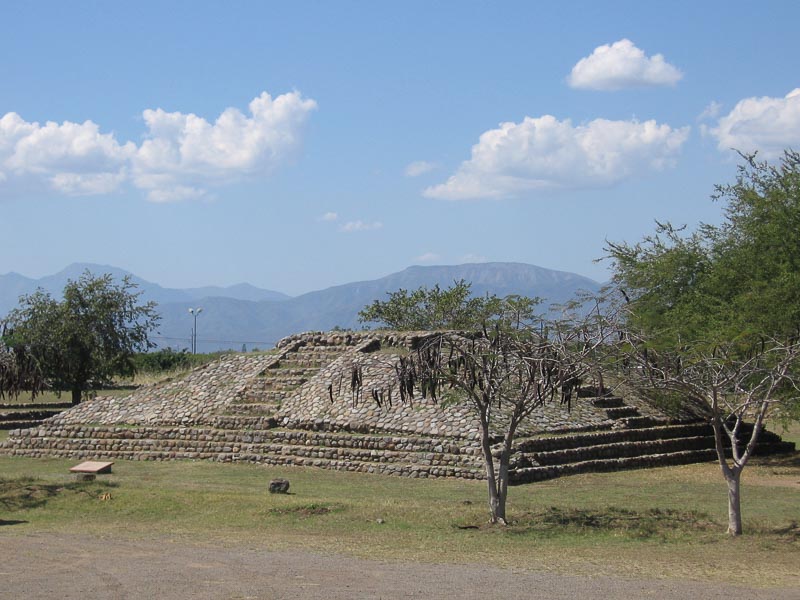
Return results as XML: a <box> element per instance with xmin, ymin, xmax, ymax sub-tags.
<box><xmin>618</xmin><ymin>327</ymin><xmax>800</xmax><ymax>535</ymax></box>
<box><xmin>350</xmin><ymin>297</ymin><xmax>614</xmax><ymax>524</ymax></box>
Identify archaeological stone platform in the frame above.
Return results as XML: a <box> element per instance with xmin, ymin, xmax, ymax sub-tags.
<box><xmin>1</xmin><ymin>331</ymin><xmax>795</xmax><ymax>482</ymax></box>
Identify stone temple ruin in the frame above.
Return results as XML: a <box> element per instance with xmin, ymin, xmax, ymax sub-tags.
<box><xmin>1</xmin><ymin>332</ymin><xmax>795</xmax><ymax>482</ymax></box>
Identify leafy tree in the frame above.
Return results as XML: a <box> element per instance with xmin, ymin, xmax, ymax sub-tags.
<box><xmin>606</xmin><ymin>150</ymin><xmax>800</xmax><ymax>535</ymax></box>
<box><xmin>358</xmin><ymin>280</ymin><xmax>537</xmax><ymax>331</ymax></box>
<box><xmin>2</xmin><ymin>272</ymin><xmax>160</xmax><ymax>405</ymax></box>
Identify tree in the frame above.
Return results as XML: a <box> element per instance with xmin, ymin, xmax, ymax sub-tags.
<box><xmin>353</xmin><ymin>293</ymin><xmax>609</xmax><ymax>524</ymax></box>
<box><xmin>358</xmin><ymin>280</ymin><xmax>536</xmax><ymax>331</ymax></box>
<box><xmin>606</xmin><ymin>150</ymin><xmax>800</xmax><ymax>535</ymax></box>
<box><xmin>2</xmin><ymin>271</ymin><xmax>160</xmax><ymax>405</ymax></box>
<box><xmin>0</xmin><ymin>340</ymin><xmax>46</xmax><ymax>401</ymax></box>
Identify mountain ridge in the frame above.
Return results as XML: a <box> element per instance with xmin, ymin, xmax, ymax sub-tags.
<box><xmin>1</xmin><ymin>262</ymin><xmax>602</xmax><ymax>352</ymax></box>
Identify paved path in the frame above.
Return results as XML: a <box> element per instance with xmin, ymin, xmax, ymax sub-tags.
<box><xmin>2</xmin><ymin>533</ymin><xmax>797</xmax><ymax>599</ymax></box>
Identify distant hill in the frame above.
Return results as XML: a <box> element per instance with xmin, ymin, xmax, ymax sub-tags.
<box><xmin>0</xmin><ymin>263</ymin><xmax>290</xmax><ymax>316</ymax></box>
<box><xmin>0</xmin><ymin>262</ymin><xmax>601</xmax><ymax>352</ymax></box>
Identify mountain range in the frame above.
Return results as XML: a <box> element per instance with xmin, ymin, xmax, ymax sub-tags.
<box><xmin>0</xmin><ymin>262</ymin><xmax>602</xmax><ymax>352</ymax></box>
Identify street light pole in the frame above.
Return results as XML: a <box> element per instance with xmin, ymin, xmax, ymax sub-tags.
<box><xmin>188</xmin><ymin>307</ymin><xmax>203</xmax><ymax>354</ymax></box>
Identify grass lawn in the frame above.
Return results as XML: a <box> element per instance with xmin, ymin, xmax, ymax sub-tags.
<box><xmin>1</xmin><ymin>449</ymin><xmax>798</xmax><ymax>588</ymax></box>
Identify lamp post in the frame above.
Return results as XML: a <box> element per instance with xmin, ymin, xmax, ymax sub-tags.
<box><xmin>188</xmin><ymin>307</ymin><xmax>203</xmax><ymax>354</ymax></box>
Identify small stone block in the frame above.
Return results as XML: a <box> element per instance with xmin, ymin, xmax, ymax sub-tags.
<box><xmin>75</xmin><ymin>473</ymin><xmax>96</xmax><ymax>482</ymax></box>
<box><xmin>269</xmin><ymin>478</ymin><xmax>290</xmax><ymax>494</ymax></box>
<box><xmin>69</xmin><ymin>461</ymin><xmax>114</xmax><ymax>474</ymax></box>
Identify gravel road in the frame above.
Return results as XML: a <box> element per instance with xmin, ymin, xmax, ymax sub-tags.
<box><xmin>3</xmin><ymin>533</ymin><xmax>797</xmax><ymax>599</ymax></box>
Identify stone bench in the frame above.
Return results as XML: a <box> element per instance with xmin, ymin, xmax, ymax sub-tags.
<box><xmin>70</xmin><ymin>460</ymin><xmax>114</xmax><ymax>481</ymax></box>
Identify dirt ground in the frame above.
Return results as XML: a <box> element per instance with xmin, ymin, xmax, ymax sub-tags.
<box><xmin>2</xmin><ymin>532</ymin><xmax>798</xmax><ymax>600</ymax></box>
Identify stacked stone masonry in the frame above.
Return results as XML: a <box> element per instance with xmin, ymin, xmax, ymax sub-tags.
<box><xmin>1</xmin><ymin>330</ymin><xmax>795</xmax><ymax>482</ymax></box>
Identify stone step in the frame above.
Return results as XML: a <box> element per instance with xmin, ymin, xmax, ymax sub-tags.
<box><xmin>605</xmin><ymin>406</ymin><xmax>640</xmax><ymax>419</ymax></box>
<box><xmin>240</xmin><ymin>389</ymin><xmax>289</xmax><ymax>401</ymax></box>
<box><xmin>0</xmin><ymin>409</ymin><xmax>65</xmax><ymax>421</ymax></box>
<box><xmin>211</xmin><ymin>415</ymin><xmax>277</xmax><ymax>430</ymax></box>
<box><xmin>515</xmin><ymin>435</ymin><xmax>717</xmax><ymax>467</ymax></box>
<box><xmin>619</xmin><ymin>416</ymin><xmax>667</xmax><ymax>429</ymax></box>
<box><xmin>0</xmin><ymin>402</ymin><xmax>72</xmax><ymax>410</ymax></box>
<box><xmin>514</xmin><ymin>423</ymin><xmax>712</xmax><ymax>453</ymax></box>
<box><xmin>222</xmin><ymin>403</ymin><xmax>280</xmax><ymax>416</ymax></box>
<box><xmin>509</xmin><ymin>449</ymin><xmax>719</xmax><ymax>484</ymax></box>
<box><xmin>264</xmin><ymin>366</ymin><xmax>317</xmax><ymax>377</ymax></box>
<box><xmin>591</xmin><ymin>397</ymin><xmax>625</xmax><ymax>409</ymax></box>
<box><xmin>0</xmin><ymin>419</ymin><xmax>42</xmax><ymax>430</ymax></box>
<box><xmin>260</xmin><ymin>380</ymin><xmax>305</xmax><ymax>390</ymax></box>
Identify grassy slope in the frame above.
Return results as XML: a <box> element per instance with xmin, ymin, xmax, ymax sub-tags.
<box><xmin>1</xmin><ymin>451</ymin><xmax>797</xmax><ymax>588</ymax></box>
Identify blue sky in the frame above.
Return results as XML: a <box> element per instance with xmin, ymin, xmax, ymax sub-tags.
<box><xmin>2</xmin><ymin>1</ymin><xmax>798</xmax><ymax>295</ymax></box>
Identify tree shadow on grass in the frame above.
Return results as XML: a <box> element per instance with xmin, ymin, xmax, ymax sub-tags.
<box><xmin>0</xmin><ymin>477</ymin><xmax>118</xmax><ymax>513</ymax></box>
<box><xmin>454</xmin><ymin>506</ymin><xmax>719</xmax><ymax>540</ymax></box>
<box><xmin>0</xmin><ymin>519</ymin><xmax>29</xmax><ymax>526</ymax></box>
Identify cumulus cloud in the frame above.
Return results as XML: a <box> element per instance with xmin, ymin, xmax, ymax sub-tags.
<box><xmin>339</xmin><ymin>220</ymin><xmax>383</xmax><ymax>233</ymax></box>
<box><xmin>404</xmin><ymin>160</ymin><xmax>437</xmax><ymax>177</ymax></box>
<box><xmin>707</xmin><ymin>89</ymin><xmax>800</xmax><ymax>158</ymax></box>
<box><xmin>0</xmin><ymin>91</ymin><xmax>317</xmax><ymax>201</ymax></box>
<box><xmin>568</xmin><ymin>39</ymin><xmax>683</xmax><ymax>91</ymax></box>
<box><xmin>414</xmin><ymin>252</ymin><xmax>441</xmax><ymax>263</ymax></box>
<box><xmin>0</xmin><ymin>112</ymin><xmax>135</xmax><ymax>195</ymax></box>
<box><xmin>320</xmin><ymin>211</ymin><xmax>338</xmax><ymax>221</ymax></box>
<box><xmin>424</xmin><ymin>115</ymin><xmax>689</xmax><ymax>200</ymax></box>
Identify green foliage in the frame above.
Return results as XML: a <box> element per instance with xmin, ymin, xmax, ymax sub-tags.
<box><xmin>2</xmin><ymin>271</ymin><xmax>160</xmax><ymax>404</ymax></box>
<box><xmin>358</xmin><ymin>279</ymin><xmax>539</xmax><ymax>331</ymax></box>
<box><xmin>132</xmin><ymin>348</ymin><xmax>194</xmax><ymax>373</ymax></box>
<box><xmin>607</xmin><ymin>149</ymin><xmax>800</xmax><ymax>349</ymax></box>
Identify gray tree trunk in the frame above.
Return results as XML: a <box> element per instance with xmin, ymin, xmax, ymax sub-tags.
<box><xmin>725</xmin><ymin>470</ymin><xmax>743</xmax><ymax>536</ymax></box>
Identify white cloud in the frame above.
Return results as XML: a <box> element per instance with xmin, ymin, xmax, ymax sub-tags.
<box><xmin>404</xmin><ymin>160</ymin><xmax>437</xmax><ymax>177</ymax></box>
<box><xmin>424</xmin><ymin>115</ymin><xmax>689</xmax><ymax>200</ymax></box>
<box><xmin>0</xmin><ymin>111</ymin><xmax>135</xmax><ymax>195</ymax></box>
<box><xmin>320</xmin><ymin>211</ymin><xmax>338</xmax><ymax>221</ymax></box>
<box><xmin>414</xmin><ymin>252</ymin><xmax>441</xmax><ymax>263</ymax></box>
<box><xmin>568</xmin><ymin>39</ymin><xmax>683</xmax><ymax>91</ymax></box>
<box><xmin>132</xmin><ymin>91</ymin><xmax>317</xmax><ymax>201</ymax></box>
<box><xmin>0</xmin><ymin>91</ymin><xmax>317</xmax><ymax>201</ymax></box>
<box><xmin>698</xmin><ymin>101</ymin><xmax>722</xmax><ymax>121</ymax></box>
<box><xmin>707</xmin><ymin>89</ymin><xmax>800</xmax><ymax>158</ymax></box>
<box><xmin>339</xmin><ymin>220</ymin><xmax>383</xmax><ymax>233</ymax></box>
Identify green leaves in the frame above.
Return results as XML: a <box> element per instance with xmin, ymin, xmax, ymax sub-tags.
<box><xmin>607</xmin><ymin>150</ymin><xmax>800</xmax><ymax>350</ymax></box>
<box><xmin>358</xmin><ymin>279</ymin><xmax>540</xmax><ymax>332</ymax></box>
<box><xmin>2</xmin><ymin>271</ymin><xmax>160</xmax><ymax>403</ymax></box>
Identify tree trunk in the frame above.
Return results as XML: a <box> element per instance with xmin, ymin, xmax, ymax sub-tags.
<box><xmin>725</xmin><ymin>470</ymin><xmax>743</xmax><ymax>536</ymax></box>
<box><xmin>479</xmin><ymin>423</ymin><xmax>505</xmax><ymax>524</ymax></box>
<box><xmin>71</xmin><ymin>388</ymin><xmax>82</xmax><ymax>406</ymax></box>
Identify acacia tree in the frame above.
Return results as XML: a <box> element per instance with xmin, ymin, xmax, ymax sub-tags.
<box><xmin>354</xmin><ymin>293</ymin><xmax>610</xmax><ymax>524</ymax></box>
<box><xmin>615</xmin><ymin>327</ymin><xmax>799</xmax><ymax>535</ymax></box>
<box><xmin>358</xmin><ymin>280</ymin><xmax>533</xmax><ymax>331</ymax></box>
<box><xmin>606</xmin><ymin>150</ymin><xmax>800</xmax><ymax>535</ymax></box>
<box><xmin>2</xmin><ymin>272</ymin><xmax>160</xmax><ymax>405</ymax></box>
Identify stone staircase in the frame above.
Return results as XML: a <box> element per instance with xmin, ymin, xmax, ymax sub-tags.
<box><xmin>211</xmin><ymin>344</ymin><xmax>351</xmax><ymax>428</ymax></box>
<box><xmin>508</xmin><ymin>422</ymin><xmax>794</xmax><ymax>484</ymax></box>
